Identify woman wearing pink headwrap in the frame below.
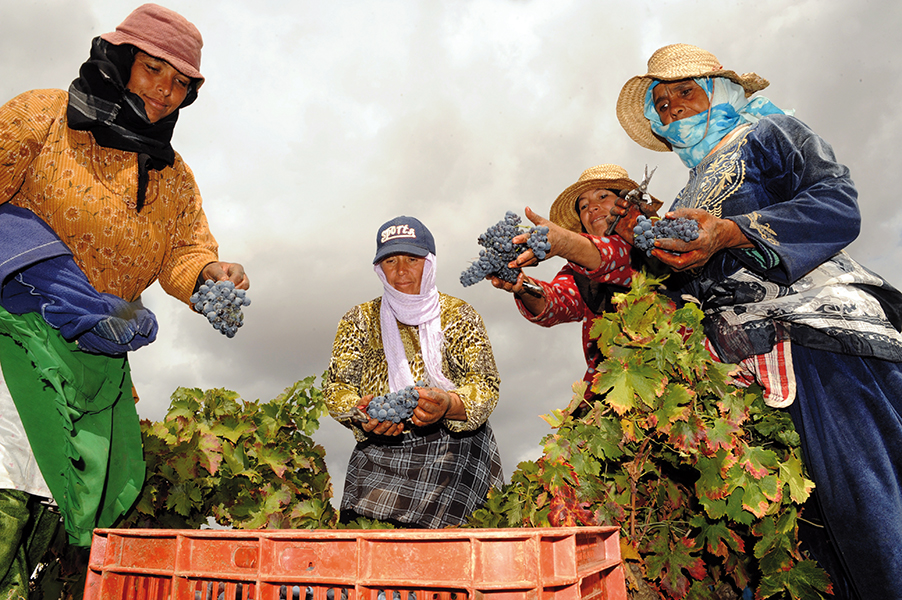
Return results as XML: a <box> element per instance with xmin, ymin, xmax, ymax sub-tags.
<box><xmin>0</xmin><ymin>4</ymin><xmax>248</xmax><ymax>593</ymax></box>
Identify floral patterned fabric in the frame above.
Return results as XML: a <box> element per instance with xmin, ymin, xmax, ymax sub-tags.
<box><xmin>325</xmin><ymin>293</ymin><xmax>500</xmax><ymax>442</ymax></box>
<box><xmin>0</xmin><ymin>89</ymin><xmax>218</xmax><ymax>303</ymax></box>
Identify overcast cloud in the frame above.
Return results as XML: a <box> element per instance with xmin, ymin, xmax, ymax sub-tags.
<box><xmin>3</xmin><ymin>0</ymin><xmax>901</xmax><ymax>502</ymax></box>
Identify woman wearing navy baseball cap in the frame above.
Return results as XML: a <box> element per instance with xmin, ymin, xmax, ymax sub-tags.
<box><xmin>325</xmin><ymin>216</ymin><xmax>504</xmax><ymax>528</ymax></box>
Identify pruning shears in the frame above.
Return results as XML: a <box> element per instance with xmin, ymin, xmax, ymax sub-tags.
<box><xmin>604</xmin><ymin>165</ymin><xmax>658</xmax><ymax>236</ymax></box>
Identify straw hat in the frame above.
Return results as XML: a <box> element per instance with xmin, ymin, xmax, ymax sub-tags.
<box><xmin>101</xmin><ymin>3</ymin><xmax>204</xmax><ymax>85</ymax></box>
<box><xmin>549</xmin><ymin>164</ymin><xmax>659</xmax><ymax>233</ymax></box>
<box><xmin>616</xmin><ymin>44</ymin><xmax>769</xmax><ymax>152</ymax></box>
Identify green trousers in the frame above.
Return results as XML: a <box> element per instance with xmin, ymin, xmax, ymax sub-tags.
<box><xmin>0</xmin><ymin>307</ymin><xmax>145</xmax><ymax>547</ymax></box>
<box><xmin>0</xmin><ymin>490</ymin><xmax>61</xmax><ymax>600</ymax></box>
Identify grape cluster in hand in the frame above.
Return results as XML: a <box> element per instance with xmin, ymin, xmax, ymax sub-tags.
<box><xmin>460</xmin><ymin>211</ymin><xmax>551</xmax><ymax>286</ymax></box>
<box><xmin>366</xmin><ymin>385</ymin><xmax>420</xmax><ymax>423</ymax></box>
<box><xmin>189</xmin><ymin>280</ymin><xmax>251</xmax><ymax>338</ymax></box>
<box><xmin>633</xmin><ymin>216</ymin><xmax>700</xmax><ymax>256</ymax></box>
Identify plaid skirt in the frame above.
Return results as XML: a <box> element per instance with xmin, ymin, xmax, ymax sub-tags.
<box><xmin>341</xmin><ymin>421</ymin><xmax>503</xmax><ymax>528</ymax></box>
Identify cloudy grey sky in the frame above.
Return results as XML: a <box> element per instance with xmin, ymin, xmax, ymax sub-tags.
<box><xmin>3</xmin><ymin>0</ymin><xmax>901</xmax><ymax>502</ymax></box>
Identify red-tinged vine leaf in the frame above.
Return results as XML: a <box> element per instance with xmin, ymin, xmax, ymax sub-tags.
<box><xmin>752</xmin><ymin>515</ymin><xmax>798</xmax><ymax>576</ymax></box>
<box><xmin>695</xmin><ymin>448</ymin><xmax>737</xmax><ymax>499</ymax></box>
<box><xmin>719</xmin><ymin>549</ymin><xmax>752</xmax><ymax>593</ymax></box>
<box><xmin>547</xmin><ymin>485</ymin><xmax>595</xmax><ymax>526</ymax></box>
<box><xmin>588</xmin><ymin>316</ymin><xmax>621</xmax><ymax>355</ymax></box>
<box><xmin>724</xmin><ymin>487</ymin><xmax>756</xmax><ymax>526</ymax></box>
<box><xmin>702</xmin><ymin>417</ymin><xmax>740</xmax><ymax>456</ymax></box>
<box><xmin>542</xmin><ymin>434</ymin><xmax>572</xmax><ymax>463</ymax></box>
<box><xmin>690</xmin><ymin>516</ymin><xmax>745</xmax><ymax>559</ymax></box>
<box><xmin>669</xmin><ymin>413</ymin><xmax>706</xmax><ymax>454</ymax></box>
<box><xmin>741</xmin><ymin>484</ymin><xmax>770</xmax><ymax>520</ymax></box>
<box><xmin>252</xmin><ymin>442</ymin><xmax>292</xmax><ymax>478</ymax></box>
<box><xmin>196</xmin><ymin>429</ymin><xmax>223</xmax><ymax>475</ymax></box>
<box><xmin>779</xmin><ymin>452</ymin><xmax>815</xmax><ymax>504</ymax></box>
<box><xmin>147</xmin><ymin>419</ymin><xmax>178</xmax><ymax>445</ymax></box>
<box><xmin>758</xmin><ymin>473</ymin><xmax>782</xmax><ymax>504</ymax></box>
<box><xmin>737</xmin><ymin>443</ymin><xmax>779</xmax><ymax>479</ymax></box>
<box><xmin>644</xmin><ymin>534</ymin><xmax>706</xmax><ymax>599</ymax></box>
<box><xmin>724</xmin><ymin>464</ymin><xmax>772</xmax><ymax>519</ymax></box>
<box><xmin>652</xmin><ymin>384</ymin><xmax>693</xmax><ymax>436</ymax></box>
<box><xmin>716</xmin><ymin>388</ymin><xmax>752</xmax><ymax>426</ymax></box>
<box><xmin>758</xmin><ymin>558</ymin><xmax>832</xmax><ymax>600</ymax></box>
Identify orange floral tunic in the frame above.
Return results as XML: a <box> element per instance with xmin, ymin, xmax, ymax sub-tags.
<box><xmin>0</xmin><ymin>89</ymin><xmax>218</xmax><ymax>303</ymax></box>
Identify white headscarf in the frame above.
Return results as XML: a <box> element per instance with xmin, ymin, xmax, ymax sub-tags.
<box><xmin>375</xmin><ymin>253</ymin><xmax>455</xmax><ymax>393</ymax></box>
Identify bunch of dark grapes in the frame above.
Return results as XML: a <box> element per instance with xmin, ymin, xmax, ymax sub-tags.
<box><xmin>460</xmin><ymin>212</ymin><xmax>551</xmax><ymax>287</ymax></box>
<box><xmin>189</xmin><ymin>279</ymin><xmax>251</xmax><ymax>338</ymax></box>
<box><xmin>633</xmin><ymin>216</ymin><xmax>700</xmax><ymax>256</ymax></box>
<box><xmin>526</xmin><ymin>226</ymin><xmax>551</xmax><ymax>259</ymax></box>
<box><xmin>366</xmin><ymin>385</ymin><xmax>420</xmax><ymax>423</ymax></box>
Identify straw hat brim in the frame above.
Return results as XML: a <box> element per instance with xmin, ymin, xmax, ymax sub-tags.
<box><xmin>549</xmin><ymin>177</ymin><xmax>660</xmax><ymax>234</ymax></box>
<box><xmin>617</xmin><ymin>69</ymin><xmax>769</xmax><ymax>152</ymax></box>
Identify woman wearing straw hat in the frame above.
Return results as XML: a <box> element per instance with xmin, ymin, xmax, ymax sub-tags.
<box><xmin>489</xmin><ymin>164</ymin><xmax>655</xmax><ymax>399</ymax></box>
<box><xmin>325</xmin><ymin>216</ymin><xmax>503</xmax><ymax>529</ymax></box>
<box><xmin>0</xmin><ymin>4</ymin><xmax>247</xmax><ymax>592</ymax></box>
<box><xmin>612</xmin><ymin>43</ymin><xmax>902</xmax><ymax>599</ymax></box>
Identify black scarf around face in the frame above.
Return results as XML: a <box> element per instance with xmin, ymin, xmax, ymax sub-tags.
<box><xmin>66</xmin><ymin>38</ymin><xmax>198</xmax><ymax>211</ymax></box>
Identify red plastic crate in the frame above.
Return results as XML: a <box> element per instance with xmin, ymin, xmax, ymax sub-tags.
<box><xmin>83</xmin><ymin>527</ymin><xmax>627</xmax><ymax>600</ymax></box>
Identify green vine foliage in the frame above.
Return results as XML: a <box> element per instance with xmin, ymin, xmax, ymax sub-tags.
<box><xmin>468</xmin><ymin>272</ymin><xmax>831</xmax><ymax>600</ymax></box>
<box><xmin>118</xmin><ymin>375</ymin><xmax>338</xmax><ymax>531</ymax></box>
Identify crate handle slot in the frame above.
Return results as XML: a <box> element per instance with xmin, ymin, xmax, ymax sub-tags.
<box><xmin>233</xmin><ymin>546</ymin><xmax>258</xmax><ymax>569</ymax></box>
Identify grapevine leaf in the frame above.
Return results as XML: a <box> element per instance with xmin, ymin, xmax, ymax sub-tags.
<box><xmin>669</xmin><ymin>414</ymin><xmax>705</xmax><ymax>454</ymax></box>
<box><xmin>645</xmin><ymin>534</ymin><xmax>705</xmax><ymax>599</ymax></box>
<box><xmin>779</xmin><ymin>452</ymin><xmax>815</xmax><ymax>504</ymax></box>
<box><xmin>695</xmin><ymin>450</ymin><xmax>733</xmax><ymax>500</ymax></box>
<box><xmin>740</xmin><ymin>481</ymin><xmax>770</xmax><ymax>519</ymax></box>
<box><xmin>716</xmin><ymin>388</ymin><xmax>752</xmax><ymax>425</ymax></box>
<box><xmin>724</xmin><ymin>486</ymin><xmax>755</xmax><ymax>526</ymax></box>
<box><xmin>540</xmin><ymin>458</ymin><xmax>579</xmax><ymax>490</ymax></box>
<box><xmin>547</xmin><ymin>485</ymin><xmax>594</xmax><ymax>526</ymax></box>
<box><xmin>196</xmin><ymin>429</ymin><xmax>223</xmax><ymax>475</ymax></box>
<box><xmin>592</xmin><ymin>367</ymin><xmax>637</xmax><ymax>414</ymax></box>
<box><xmin>702</xmin><ymin>417</ymin><xmax>739</xmax><ymax>455</ymax></box>
<box><xmin>252</xmin><ymin>443</ymin><xmax>292</xmax><ymax>478</ymax></box>
<box><xmin>690</xmin><ymin>516</ymin><xmax>744</xmax><ymax>559</ymax></box>
<box><xmin>578</xmin><ymin>418</ymin><xmax>624</xmax><ymax>461</ymax></box>
<box><xmin>652</xmin><ymin>384</ymin><xmax>693</xmax><ymax>435</ymax></box>
<box><xmin>210</xmin><ymin>419</ymin><xmax>256</xmax><ymax>444</ymax></box>
<box><xmin>738</xmin><ymin>444</ymin><xmax>779</xmax><ymax>479</ymax></box>
<box><xmin>540</xmin><ymin>408</ymin><xmax>567</xmax><ymax>428</ymax></box>
<box><xmin>758</xmin><ymin>559</ymin><xmax>832</xmax><ymax>600</ymax></box>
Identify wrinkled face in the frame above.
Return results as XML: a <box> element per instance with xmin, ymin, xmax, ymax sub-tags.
<box><xmin>126</xmin><ymin>51</ymin><xmax>190</xmax><ymax>123</ymax></box>
<box><xmin>652</xmin><ymin>79</ymin><xmax>710</xmax><ymax>125</ymax></box>
<box><xmin>380</xmin><ymin>253</ymin><xmax>425</xmax><ymax>295</ymax></box>
<box><xmin>577</xmin><ymin>188</ymin><xmax>619</xmax><ymax>235</ymax></box>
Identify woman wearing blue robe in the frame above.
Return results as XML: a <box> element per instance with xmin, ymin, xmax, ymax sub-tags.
<box><xmin>613</xmin><ymin>44</ymin><xmax>902</xmax><ymax>600</ymax></box>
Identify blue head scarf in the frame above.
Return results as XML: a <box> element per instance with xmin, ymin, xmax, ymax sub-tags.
<box><xmin>644</xmin><ymin>77</ymin><xmax>790</xmax><ymax>168</ymax></box>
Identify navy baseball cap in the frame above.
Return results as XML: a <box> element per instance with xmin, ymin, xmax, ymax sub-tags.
<box><xmin>373</xmin><ymin>216</ymin><xmax>436</xmax><ymax>264</ymax></box>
